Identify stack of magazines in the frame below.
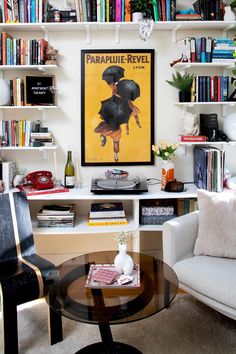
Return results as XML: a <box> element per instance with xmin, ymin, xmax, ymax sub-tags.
<box><xmin>88</xmin><ymin>202</ymin><xmax>127</xmax><ymax>226</ymax></box>
<box><xmin>37</xmin><ymin>204</ymin><xmax>75</xmax><ymax>227</ymax></box>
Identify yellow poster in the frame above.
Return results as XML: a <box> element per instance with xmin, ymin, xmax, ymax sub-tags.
<box><xmin>81</xmin><ymin>50</ymin><xmax>154</xmax><ymax>166</ymax></box>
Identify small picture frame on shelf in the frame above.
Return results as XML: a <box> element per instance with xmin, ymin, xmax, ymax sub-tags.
<box><xmin>24</xmin><ymin>75</ymin><xmax>55</xmax><ymax>106</ymax></box>
<box><xmin>81</xmin><ymin>49</ymin><xmax>155</xmax><ymax>166</ymax></box>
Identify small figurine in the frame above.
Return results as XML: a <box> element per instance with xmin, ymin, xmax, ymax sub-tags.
<box><xmin>182</xmin><ymin>111</ymin><xmax>200</xmax><ymax>136</ymax></box>
<box><xmin>45</xmin><ymin>47</ymin><xmax>59</xmax><ymax>65</ymax></box>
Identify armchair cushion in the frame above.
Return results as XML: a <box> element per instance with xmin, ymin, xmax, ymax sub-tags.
<box><xmin>173</xmin><ymin>255</ymin><xmax>236</xmax><ymax>310</ymax></box>
<box><xmin>194</xmin><ymin>189</ymin><xmax>236</xmax><ymax>258</ymax></box>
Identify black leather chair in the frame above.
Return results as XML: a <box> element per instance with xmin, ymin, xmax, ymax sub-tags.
<box><xmin>0</xmin><ymin>191</ymin><xmax>63</xmax><ymax>354</ymax></box>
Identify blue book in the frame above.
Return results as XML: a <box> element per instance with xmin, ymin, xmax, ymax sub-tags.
<box><xmin>200</xmin><ymin>37</ymin><xmax>206</xmax><ymax>63</ymax></box>
<box><xmin>166</xmin><ymin>0</ymin><xmax>171</xmax><ymax>21</ymax></box>
<box><xmin>223</xmin><ymin>76</ymin><xmax>229</xmax><ymax>101</ymax></box>
<box><xmin>198</xmin><ymin>76</ymin><xmax>203</xmax><ymax>102</ymax></box>
<box><xmin>121</xmin><ymin>0</ymin><xmax>125</xmax><ymax>21</ymax></box>
<box><xmin>31</xmin><ymin>0</ymin><xmax>36</xmax><ymax>23</ymax></box>
<box><xmin>206</xmin><ymin>76</ymin><xmax>211</xmax><ymax>102</ymax></box>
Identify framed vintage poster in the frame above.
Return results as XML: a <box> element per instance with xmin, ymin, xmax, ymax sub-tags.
<box><xmin>81</xmin><ymin>49</ymin><xmax>154</xmax><ymax>166</ymax></box>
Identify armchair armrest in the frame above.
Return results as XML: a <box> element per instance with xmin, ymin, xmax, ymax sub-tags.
<box><xmin>163</xmin><ymin>211</ymin><xmax>199</xmax><ymax>267</ymax></box>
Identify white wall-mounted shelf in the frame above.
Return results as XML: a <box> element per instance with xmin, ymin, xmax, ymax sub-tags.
<box><xmin>0</xmin><ymin>105</ymin><xmax>58</xmax><ymax>110</ymax></box>
<box><xmin>0</xmin><ymin>21</ymin><xmax>235</xmax><ymax>32</ymax></box>
<box><xmin>0</xmin><ymin>65</ymin><xmax>58</xmax><ymax>72</ymax></box>
<box><xmin>179</xmin><ymin>141</ymin><xmax>236</xmax><ymax>146</ymax></box>
<box><xmin>175</xmin><ymin>102</ymin><xmax>236</xmax><ymax>106</ymax></box>
<box><xmin>0</xmin><ymin>145</ymin><xmax>58</xmax><ymax>150</ymax></box>
<box><xmin>173</xmin><ymin>62</ymin><xmax>236</xmax><ymax>70</ymax></box>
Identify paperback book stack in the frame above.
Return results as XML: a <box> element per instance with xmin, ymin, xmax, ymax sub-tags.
<box><xmin>37</xmin><ymin>204</ymin><xmax>75</xmax><ymax>227</ymax></box>
<box><xmin>88</xmin><ymin>202</ymin><xmax>127</xmax><ymax>226</ymax></box>
<box><xmin>212</xmin><ymin>38</ymin><xmax>236</xmax><ymax>64</ymax></box>
<box><xmin>140</xmin><ymin>204</ymin><xmax>176</xmax><ymax>225</ymax></box>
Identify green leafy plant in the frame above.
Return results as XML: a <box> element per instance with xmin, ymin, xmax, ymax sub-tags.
<box><xmin>230</xmin><ymin>0</ymin><xmax>236</xmax><ymax>8</ymax></box>
<box><xmin>130</xmin><ymin>0</ymin><xmax>153</xmax><ymax>17</ymax></box>
<box><xmin>166</xmin><ymin>72</ymin><xmax>195</xmax><ymax>92</ymax></box>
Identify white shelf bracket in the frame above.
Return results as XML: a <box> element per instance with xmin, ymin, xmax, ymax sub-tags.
<box><xmin>85</xmin><ymin>24</ymin><xmax>91</xmax><ymax>44</ymax></box>
<box><xmin>172</xmin><ymin>25</ymin><xmax>181</xmax><ymax>43</ymax></box>
<box><xmin>115</xmin><ymin>24</ymin><xmax>120</xmax><ymax>44</ymax></box>
<box><xmin>40</xmin><ymin>25</ymin><xmax>49</xmax><ymax>42</ymax></box>
<box><xmin>223</xmin><ymin>24</ymin><xmax>235</xmax><ymax>37</ymax></box>
<box><xmin>38</xmin><ymin>66</ymin><xmax>46</xmax><ymax>74</ymax></box>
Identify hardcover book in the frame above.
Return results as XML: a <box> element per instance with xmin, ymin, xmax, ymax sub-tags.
<box><xmin>89</xmin><ymin>202</ymin><xmax>125</xmax><ymax>218</ymax></box>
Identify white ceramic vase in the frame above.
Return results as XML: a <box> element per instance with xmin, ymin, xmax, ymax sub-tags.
<box><xmin>224</xmin><ymin>6</ymin><xmax>236</xmax><ymax>21</ymax></box>
<box><xmin>0</xmin><ymin>79</ymin><xmax>10</xmax><ymax>106</ymax></box>
<box><xmin>114</xmin><ymin>243</ymin><xmax>134</xmax><ymax>275</ymax></box>
<box><xmin>161</xmin><ymin>159</ymin><xmax>174</xmax><ymax>191</ymax></box>
<box><xmin>132</xmin><ymin>12</ymin><xmax>143</xmax><ymax>22</ymax></box>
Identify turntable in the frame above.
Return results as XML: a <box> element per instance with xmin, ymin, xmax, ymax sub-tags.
<box><xmin>91</xmin><ymin>173</ymin><xmax>148</xmax><ymax>194</ymax></box>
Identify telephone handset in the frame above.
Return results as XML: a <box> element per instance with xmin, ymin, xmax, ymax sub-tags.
<box><xmin>26</xmin><ymin>171</ymin><xmax>54</xmax><ymax>190</ymax></box>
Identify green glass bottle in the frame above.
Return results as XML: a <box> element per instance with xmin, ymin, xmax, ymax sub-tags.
<box><xmin>64</xmin><ymin>150</ymin><xmax>75</xmax><ymax>188</ymax></box>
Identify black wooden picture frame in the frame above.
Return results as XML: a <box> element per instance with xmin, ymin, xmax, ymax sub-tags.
<box><xmin>81</xmin><ymin>49</ymin><xmax>155</xmax><ymax>166</ymax></box>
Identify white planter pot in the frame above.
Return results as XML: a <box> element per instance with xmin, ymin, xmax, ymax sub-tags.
<box><xmin>114</xmin><ymin>243</ymin><xmax>134</xmax><ymax>275</ymax></box>
<box><xmin>0</xmin><ymin>79</ymin><xmax>10</xmax><ymax>106</ymax></box>
<box><xmin>132</xmin><ymin>12</ymin><xmax>143</xmax><ymax>22</ymax></box>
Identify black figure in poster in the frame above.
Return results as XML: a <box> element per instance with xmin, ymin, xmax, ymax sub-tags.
<box><xmin>94</xmin><ymin>65</ymin><xmax>141</xmax><ymax>162</ymax></box>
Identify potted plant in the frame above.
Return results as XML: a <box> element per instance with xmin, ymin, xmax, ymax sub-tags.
<box><xmin>130</xmin><ymin>0</ymin><xmax>153</xmax><ymax>22</ymax></box>
<box><xmin>166</xmin><ymin>72</ymin><xmax>195</xmax><ymax>102</ymax></box>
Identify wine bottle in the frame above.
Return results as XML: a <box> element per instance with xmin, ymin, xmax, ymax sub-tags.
<box><xmin>64</xmin><ymin>150</ymin><xmax>75</xmax><ymax>188</ymax></box>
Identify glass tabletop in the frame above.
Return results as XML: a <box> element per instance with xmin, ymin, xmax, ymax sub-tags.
<box><xmin>47</xmin><ymin>251</ymin><xmax>178</xmax><ymax>326</ymax></box>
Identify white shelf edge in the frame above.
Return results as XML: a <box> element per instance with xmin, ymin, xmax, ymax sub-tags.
<box><xmin>0</xmin><ymin>145</ymin><xmax>58</xmax><ymax>150</ymax></box>
<box><xmin>179</xmin><ymin>141</ymin><xmax>236</xmax><ymax>146</ymax></box>
<box><xmin>0</xmin><ymin>65</ymin><xmax>58</xmax><ymax>70</ymax></box>
<box><xmin>0</xmin><ymin>21</ymin><xmax>235</xmax><ymax>32</ymax></box>
<box><xmin>0</xmin><ymin>105</ymin><xmax>59</xmax><ymax>109</ymax></box>
<box><xmin>173</xmin><ymin>62</ymin><xmax>236</xmax><ymax>69</ymax></box>
<box><xmin>175</xmin><ymin>102</ymin><xmax>236</xmax><ymax>106</ymax></box>
<box><xmin>139</xmin><ymin>225</ymin><xmax>163</xmax><ymax>232</ymax></box>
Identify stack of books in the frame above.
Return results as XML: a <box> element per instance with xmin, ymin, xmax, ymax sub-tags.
<box><xmin>88</xmin><ymin>202</ymin><xmax>127</xmax><ymax>226</ymax></box>
<box><xmin>212</xmin><ymin>38</ymin><xmax>236</xmax><ymax>64</ymax></box>
<box><xmin>30</xmin><ymin>131</ymin><xmax>53</xmax><ymax>147</ymax></box>
<box><xmin>140</xmin><ymin>203</ymin><xmax>176</xmax><ymax>225</ymax></box>
<box><xmin>37</xmin><ymin>204</ymin><xmax>75</xmax><ymax>227</ymax></box>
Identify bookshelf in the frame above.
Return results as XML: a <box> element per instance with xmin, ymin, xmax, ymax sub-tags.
<box><xmin>1</xmin><ymin>17</ymin><xmax>235</xmax><ymax>262</ymax></box>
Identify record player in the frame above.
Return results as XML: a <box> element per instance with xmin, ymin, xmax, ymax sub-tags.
<box><xmin>91</xmin><ymin>172</ymin><xmax>148</xmax><ymax>194</ymax></box>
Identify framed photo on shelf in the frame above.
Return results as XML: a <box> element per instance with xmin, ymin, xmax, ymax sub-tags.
<box><xmin>24</xmin><ymin>75</ymin><xmax>55</xmax><ymax>106</ymax></box>
<box><xmin>81</xmin><ymin>49</ymin><xmax>155</xmax><ymax>166</ymax></box>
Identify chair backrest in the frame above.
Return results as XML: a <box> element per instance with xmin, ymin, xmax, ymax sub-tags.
<box><xmin>0</xmin><ymin>191</ymin><xmax>35</xmax><ymax>262</ymax></box>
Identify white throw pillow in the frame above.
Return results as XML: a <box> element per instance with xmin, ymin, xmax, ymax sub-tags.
<box><xmin>194</xmin><ymin>189</ymin><xmax>236</xmax><ymax>258</ymax></box>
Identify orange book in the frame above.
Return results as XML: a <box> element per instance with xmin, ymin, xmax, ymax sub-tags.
<box><xmin>124</xmin><ymin>0</ymin><xmax>131</xmax><ymax>22</ymax></box>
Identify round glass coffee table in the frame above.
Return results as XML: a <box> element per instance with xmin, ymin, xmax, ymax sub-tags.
<box><xmin>47</xmin><ymin>251</ymin><xmax>178</xmax><ymax>354</ymax></box>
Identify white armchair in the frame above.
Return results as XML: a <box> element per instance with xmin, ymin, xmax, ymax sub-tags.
<box><xmin>163</xmin><ymin>211</ymin><xmax>236</xmax><ymax>320</ymax></box>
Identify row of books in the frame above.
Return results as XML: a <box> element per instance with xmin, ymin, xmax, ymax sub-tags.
<box><xmin>194</xmin><ymin>146</ymin><xmax>225</xmax><ymax>192</ymax></box>
<box><xmin>88</xmin><ymin>202</ymin><xmax>128</xmax><ymax>226</ymax></box>
<box><xmin>0</xmin><ymin>0</ymin><xmax>48</xmax><ymax>23</ymax></box>
<box><xmin>140</xmin><ymin>198</ymin><xmax>198</xmax><ymax>225</ymax></box>
<box><xmin>177</xmin><ymin>37</ymin><xmax>236</xmax><ymax>64</ymax></box>
<box><xmin>190</xmin><ymin>76</ymin><xmax>229</xmax><ymax>103</ymax></box>
<box><xmin>0</xmin><ymin>32</ymin><xmax>48</xmax><ymax>66</ymax></box>
<box><xmin>0</xmin><ymin>120</ymin><xmax>53</xmax><ymax>147</ymax></box>
<box><xmin>37</xmin><ymin>204</ymin><xmax>75</xmax><ymax>227</ymax></box>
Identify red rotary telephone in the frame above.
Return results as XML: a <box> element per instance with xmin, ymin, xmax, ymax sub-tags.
<box><xmin>25</xmin><ymin>171</ymin><xmax>54</xmax><ymax>190</ymax></box>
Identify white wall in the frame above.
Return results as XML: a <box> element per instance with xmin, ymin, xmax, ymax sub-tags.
<box><xmin>4</xmin><ymin>26</ymin><xmax>236</xmax><ymax>186</ymax></box>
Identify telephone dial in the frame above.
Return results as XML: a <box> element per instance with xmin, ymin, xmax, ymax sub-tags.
<box><xmin>26</xmin><ymin>171</ymin><xmax>54</xmax><ymax>190</ymax></box>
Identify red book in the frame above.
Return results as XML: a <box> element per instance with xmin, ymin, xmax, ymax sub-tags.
<box><xmin>218</xmin><ymin>76</ymin><xmax>221</xmax><ymax>102</ymax></box>
<box><xmin>161</xmin><ymin>0</ymin><xmax>166</xmax><ymax>21</ymax></box>
<box><xmin>180</xmin><ymin>135</ymin><xmax>207</xmax><ymax>142</ymax></box>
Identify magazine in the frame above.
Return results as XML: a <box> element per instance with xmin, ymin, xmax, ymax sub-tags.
<box><xmin>85</xmin><ymin>264</ymin><xmax>140</xmax><ymax>288</ymax></box>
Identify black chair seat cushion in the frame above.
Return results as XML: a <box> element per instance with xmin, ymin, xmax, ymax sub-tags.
<box><xmin>0</xmin><ymin>254</ymin><xmax>55</xmax><ymax>305</ymax></box>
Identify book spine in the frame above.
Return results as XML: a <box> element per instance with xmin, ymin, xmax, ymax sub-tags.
<box><xmin>88</xmin><ymin>220</ymin><xmax>128</xmax><ymax>226</ymax></box>
<box><xmin>180</xmin><ymin>135</ymin><xmax>207</xmax><ymax>142</ymax></box>
<box><xmin>124</xmin><ymin>0</ymin><xmax>130</xmax><ymax>21</ymax></box>
<box><xmin>170</xmin><ymin>0</ymin><xmax>175</xmax><ymax>21</ymax></box>
<box><xmin>115</xmin><ymin>0</ymin><xmax>121</xmax><ymax>22</ymax></box>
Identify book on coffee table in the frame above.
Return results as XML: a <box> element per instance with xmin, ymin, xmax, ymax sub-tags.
<box><xmin>85</xmin><ymin>264</ymin><xmax>140</xmax><ymax>288</ymax></box>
